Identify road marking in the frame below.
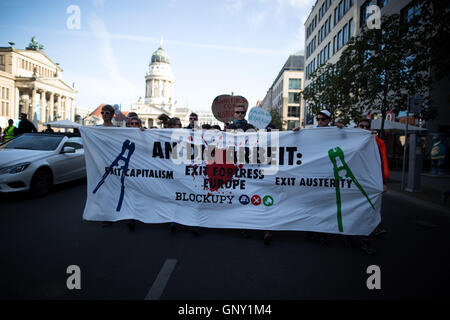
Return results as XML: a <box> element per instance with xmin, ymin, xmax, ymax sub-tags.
<box><xmin>145</xmin><ymin>259</ymin><xmax>177</xmax><ymax>300</ymax></box>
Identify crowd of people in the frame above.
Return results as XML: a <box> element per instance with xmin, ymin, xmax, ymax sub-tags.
<box><xmin>0</xmin><ymin>113</ymin><xmax>62</xmax><ymax>143</ymax></box>
<box><xmin>96</xmin><ymin>104</ymin><xmax>389</xmax><ymax>255</ymax></box>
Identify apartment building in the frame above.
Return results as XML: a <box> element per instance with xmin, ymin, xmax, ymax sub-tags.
<box><xmin>261</xmin><ymin>53</ymin><xmax>304</xmax><ymax>130</ymax></box>
<box><xmin>301</xmin><ymin>0</ymin><xmax>430</xmax><ymax>128</ymax></box>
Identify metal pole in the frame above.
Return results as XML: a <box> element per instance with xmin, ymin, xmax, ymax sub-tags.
<box><xmin>401</xmin><ymin>97</ymin><xmax>410</xmax><ymax>191</ymax></box>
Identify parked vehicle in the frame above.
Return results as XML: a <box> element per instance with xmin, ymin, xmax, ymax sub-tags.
<box><xmin>0</xmin><ymin>133</ymin><xmax>86</xmax><ymax>196</ymax></box>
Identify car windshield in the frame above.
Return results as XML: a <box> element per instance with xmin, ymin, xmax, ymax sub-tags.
<box><xmin>0</xmin><ymin>134</ymin><xmax>64</xmax><ymax>151</ymax></box>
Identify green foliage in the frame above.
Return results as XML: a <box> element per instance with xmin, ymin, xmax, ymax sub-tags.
<box><xmin>269</xmin><ymin>109</ymin><xmax>284</xmax><ymax>131</ymax></box>
<box><xmin>302</xmin><ymin>5</ymin><xmax>447</xmax><ymax>131</ymax></box>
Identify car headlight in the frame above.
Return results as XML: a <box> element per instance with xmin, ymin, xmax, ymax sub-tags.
<box><xmin>0</xmin><ymin>162</ymin><xmax>31</xmax><ymax>175</ymax></box>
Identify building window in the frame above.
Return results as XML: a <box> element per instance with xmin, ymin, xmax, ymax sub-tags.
<box><xmin>360</xmin><ymin>0</ymin><xmax>372</xmax><ymax>28</ymax></box>
<box><xmin>288</xmin><ymin>106</ymin><xmax>300</xmax><ymax>117</ymax></box>
<box><xmin>334</xmin><ymin>7</ymin><xmax>338</xmax><ymax>26</ymax></box>
<box><xmin>343</xmin><ymin>23</ymin><xmax>348</xmax><ymax>44</ymax></box>
<box><xmin>337</xmin><ymin>30</ymin><xmax>342</xmax><ymax>50</ymax></box>
<box><xmin>349</xmin><ymin>18</ymin><xmax>354</xmax><ymax>38</ymax></box>
<box><xmin>402</xmin><ymin>2</ymin><xmax>422</xmax><ymax>25</ymax></box>
<box><xmin>380</xmin><ymin>0</ymin><xmax>390</xmax><ymax>8</ymax></box>
<box><xmin>333</xmin><ymin>35</ymin><xmax>337</xmax><ymax>54</ymax></box>
<box><xmin>289</xmin><ymin>78</ymin><xmax>301</xmax><ymax>90</ymax></box>
<box><xmin>338</xmin><ymin>1</ymin><xmax>343</xmax><ymax>20</ymax></box>
<box><xmin>0</xmin><ymin>55</ymin><xmax>4</xmax><ymax>65</ymax></box>
<box><xmin>288</xmin><ymin>92</ymin><xmax>300</xmax><ymax>104</ymax></box>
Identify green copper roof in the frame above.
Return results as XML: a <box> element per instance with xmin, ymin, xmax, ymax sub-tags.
<box><xmin>151</xmin><ymin>46</ymin><xmax>170</xmax><ymax>64</ymax></box>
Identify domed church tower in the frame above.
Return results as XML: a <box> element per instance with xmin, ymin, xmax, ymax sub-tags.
<box><xmin>144</xmin><ymin>40</ymin><xmax>174</xmax><ymax>112</ymax></box>
<box><xmin>131</xmin><ymin>39</ymin><xmax>187</xmax><ymax>128</ymax></box>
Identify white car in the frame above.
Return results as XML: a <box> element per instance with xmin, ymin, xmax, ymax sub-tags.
<box><xmin>0</xmin><ymin>133</ymin><xmax>86</xmax><ymax>196</ymax></box>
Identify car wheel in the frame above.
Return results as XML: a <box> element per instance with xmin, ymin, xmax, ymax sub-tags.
<box><xmin>30</xmin><ymin>167</ymin><xmax>53</xmax><ymax>196</ymax></box>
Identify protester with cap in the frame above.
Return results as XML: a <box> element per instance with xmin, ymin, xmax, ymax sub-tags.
<box><xmin>293</xmin><ymin>109</ymin><xmax>342</xmax><ymax>131</ymax></box>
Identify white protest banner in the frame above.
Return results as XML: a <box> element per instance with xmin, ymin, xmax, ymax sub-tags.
<box><xmin>80</xmin><ymin>126</ymin><xmax>382</xmax><ymax>235</ymax></box>
<box><xmin>248</xmin><ymin>107</ymin><xmax>272</xmax><ymax>129</ymax></box>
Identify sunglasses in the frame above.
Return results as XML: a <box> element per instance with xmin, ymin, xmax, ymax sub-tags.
<box><xmin>359</xmin><ymin>124</ymin><xmax>370</xmax><ymax>129</ymax></box>
<box><xmin>101</xmin><ymin>111</ymin><xmax>111</xmax><ymax>115</ymax></box>
<box><xmin>316</xmin><ymin>117</ymin><xmax>328</xmax><ymax>121</ymax></box>
<box><xmin>130</xmin><ymin>122</ymin><xmax>140</xmax><ymax>125</ymax></box>
<box><xmin>235</xmin><ymin>111</ymin><xmax>246</xmax><ymax>115</ymax></box>
<box><xmin>189</xmin><ymin>117</ymin><xmax>198</xmax><ymax>120</ymax></box>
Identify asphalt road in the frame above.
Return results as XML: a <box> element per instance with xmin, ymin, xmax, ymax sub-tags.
<box><xmin>1</xmin><ymin>179</ymin><xmax>450</xmax><ymax>300</ymax></box>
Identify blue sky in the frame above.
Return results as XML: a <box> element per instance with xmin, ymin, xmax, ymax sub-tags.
<box><xmin>0</xmin><ymin>0</ymin><xmax>314</xmax><ymax>112</ymax></box>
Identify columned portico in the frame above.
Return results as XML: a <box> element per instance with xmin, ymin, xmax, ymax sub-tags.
<box><xmin>48</xmin><ymin>92</ymin><xmax>54</xmax><ymax>122</ymax></box>
<box><xmin>0</xmin><ymin>45</ymin><xmax>76</xmax><ymax>129</ymax></box>
<box><xmin>39</xmin><ymin>89</ymin><xmax>46</xmax><ymax>122</ymax></box>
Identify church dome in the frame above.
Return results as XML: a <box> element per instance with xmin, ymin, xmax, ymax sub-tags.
<box><xmin>151</xmin><ymin>46</ymin><xmax>170</xmax><ymax>64</ymax></box>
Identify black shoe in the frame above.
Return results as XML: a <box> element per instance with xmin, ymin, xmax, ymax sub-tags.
<box><xmin>264</xmin><ymin>231</ymin><xmax>272</xmax><ymax>245</ymax></box>
<box><xmin>373</xmin><ymin>227</ymin><xmax>387</xmax><ymax>238</ymax></box>
<box><xmin>360</xmin><ymin>238</ymin><xmax>376</xmax><ymax>255</ymax></box>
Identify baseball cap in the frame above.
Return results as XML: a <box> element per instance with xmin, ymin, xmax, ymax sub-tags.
<box><xmin>318</xmin><ymin>110</ymin><xmax>331</xmax><ymax>118</ymax></box>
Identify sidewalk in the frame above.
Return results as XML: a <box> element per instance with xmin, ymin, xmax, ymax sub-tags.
<box><xmin>387</xmin><ymin>170</ymin><xmax>450</xmax><ymax>213</ymax></box>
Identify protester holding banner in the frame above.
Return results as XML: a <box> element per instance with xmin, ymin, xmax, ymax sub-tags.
<box><xmin>186</xmin><ymin>113</ymin><xmax>198</xmax><ymax>129</ymax></box>
<box><xmin>227</xmin><ymin>105</ymin><xmax>256</xmax><ymax>132</ymax></box>
<box><xmin>167</xmin><ymin>117</ymin><xmax>182</xmax><ymax>129</ymax></box>
<box><xmin>126</xmin><ymin>112</ymin><xmax>139</xmax><ymax>127</ymax></box>
<box><xmin>358</xmin><ymin>119</ymin><xmax>388</xmax><ymax>238</ymax></box>
<box><xmin>100</xmin><ymin>104</ymin><xmax>115</xmax><ymax>127</ymax></box>
<box><xmin>293</xmin><ymin>110</ymin><xmax>338</xmax><ymax>246</ymax></box>
<box><xmin>158</xmin><ymin>114</ymin><xmax>170</xmax><ymax>128</ymax></box>
<box><xmin>226</xmin><ymin>104</ymin><xmax>275</xmax><ymax>244</ymax></box>
<box><xmin>100</xmin><ymin>104</ymin><xmax>119</xmax><ymax>228</ymax></box>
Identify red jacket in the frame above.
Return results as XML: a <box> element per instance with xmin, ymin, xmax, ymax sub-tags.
<box><xmin>376</xmin><ymin>136</ymin><xmax>389</xmax><ymax>184</ymax></box>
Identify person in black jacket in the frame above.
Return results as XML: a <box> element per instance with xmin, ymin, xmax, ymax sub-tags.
<box><xmin>185</xmin><ymin>112</ymin><xmax>198</xmax><ymax>129</ymax></box>
<box><xmin>227</xmin><ymin>105</ymin><xmax>255</xmax><ymax>131</ymax></box>
<box><xmin>18</xmin><ymin>113</ymin><xmax>37</xmax><ymax>135</ymax></box>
